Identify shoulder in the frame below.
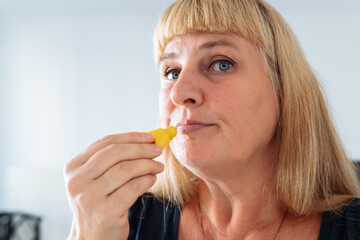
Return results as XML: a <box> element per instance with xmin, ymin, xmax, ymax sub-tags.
<box><xmin>319</xmin><ymin>198</ymin><xmax>360</xmax><ymax>240</ymax></box>
<box><xmin>128</xmin><ymin>193</ymin><xmax>181</xmax><ymax>240</ymax></box>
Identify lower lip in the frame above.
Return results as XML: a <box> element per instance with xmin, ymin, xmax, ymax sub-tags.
<box><xmin>177</xmin><ymin>124</ymin><xmax>213</xmax><ymax>134</ymax></box>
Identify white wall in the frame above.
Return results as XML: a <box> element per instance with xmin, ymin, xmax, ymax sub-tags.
<box><xmin>0</xmin><ymin>13</ymin><xmax>161</xmax><ymax>240</ymax></box>
<box><xmin>0</xmin><ymin>2</ymin><xmax>359</xmax><ymax>240</ymax></box>
<box><xmin>282</xmin><ymin>12</ymin><xmax>360</xmax><ymax>160</ymax></box>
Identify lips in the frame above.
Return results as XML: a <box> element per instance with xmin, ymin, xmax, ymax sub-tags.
<box><xmin>175</xmin><ymin>120</ymin><xmax>214</xmax><ymax>134</ymax></box>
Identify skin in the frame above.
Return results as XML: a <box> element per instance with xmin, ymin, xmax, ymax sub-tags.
<box><xmin>64</xmin><ymin>31</ymin><xmax>321</xmax><ymax>240</ymax></box>
<box><xmin>64</xmin><ymin>132</ymin><xmax>164</xmax><ymax>240</ymax></box>
<box><xmin>159</xmin><ymin>32</ymin><xmax>280</xmax><ymax>182</ymax></box>
<box><xmin>158</xmin><ymin>32</ymin><xmax>322</xmax><ymax>239</ymax></box>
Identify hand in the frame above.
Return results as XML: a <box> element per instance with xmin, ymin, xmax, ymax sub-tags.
<box><xmin>64</xmin><ymin>132</ymin><xmax>164</xmax><ymax>240</ymax></box>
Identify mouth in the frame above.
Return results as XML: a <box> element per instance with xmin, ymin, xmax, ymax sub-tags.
<box><xmin>175</xmin><ymin>120</ymin><xmax>215</xmax><ymax>134</ymax></box>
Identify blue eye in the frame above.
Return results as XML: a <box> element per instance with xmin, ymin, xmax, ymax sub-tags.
<box><xmin>212</xmin><ymin>60</ymin><xmax>233</xmax><ymax>72</ymax></box>
<box><xmin>165</xmin><ymin>70</ymin><xmax>180</xmax><ymax>80</ymax></box>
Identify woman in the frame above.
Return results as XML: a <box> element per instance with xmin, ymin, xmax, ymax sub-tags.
<box><xmin>64</xmin><ymin>0</ymin><xmax>360</xmax><ymax>239</ymax></box>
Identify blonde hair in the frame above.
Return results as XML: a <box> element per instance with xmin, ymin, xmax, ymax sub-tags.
<box><xmin>150</xmin><ymin>0</ymin><xmax>360</xmax><ymax>215</ymax></box>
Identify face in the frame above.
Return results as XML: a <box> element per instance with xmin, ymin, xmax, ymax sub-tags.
<box><xmin>158</xmin><ymin>32</ymin><xmax>280</xmax><ymax>176</ymax></box>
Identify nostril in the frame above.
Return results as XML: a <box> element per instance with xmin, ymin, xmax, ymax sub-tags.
<box><xmin>185</xmin><ymin>98</ymin><xmax>196</xmax><ymax>104</ymax></box>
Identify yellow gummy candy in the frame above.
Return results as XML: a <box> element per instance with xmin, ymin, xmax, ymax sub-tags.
<box><xmin>149</xmin><ymin>126</ymin><xmax>177</xmax><ymax>148</ymax></box>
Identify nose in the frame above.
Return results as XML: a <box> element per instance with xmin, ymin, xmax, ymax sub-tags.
<box><xmin>169</xmin><ymin>67</ymin><xmax>204</xmax><ymax>108</ymax></box>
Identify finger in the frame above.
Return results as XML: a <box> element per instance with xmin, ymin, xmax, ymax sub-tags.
<box><xmin>65</xmin><ymin>132</ymin><xmax>155</xmax><ymax>172</ymax></box>
<box><xmin>96</xmin><ymin>159</ymin><xmax>164</xmax><ymax>196</ymax></box>
<box><xmin>80</xmin><ymin>143</ymin><xmax>163</xmax><ymax>179</ymax></box>
<box><xmin>105</xmin><ymin>174</ymin><xmax>157</xmax><ymax>213</ymax></box>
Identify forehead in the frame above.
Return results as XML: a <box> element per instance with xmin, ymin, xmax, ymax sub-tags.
<box><xmin>163</xmin><ymin>32</ymin><xmax>246</xmax><ymax>54</ymax></box>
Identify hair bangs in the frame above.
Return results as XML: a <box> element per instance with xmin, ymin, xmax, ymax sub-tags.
<box><xmin>153</xmin><ymin>0</ymin><xmax>269</xmax><ymax>63</ymax></box>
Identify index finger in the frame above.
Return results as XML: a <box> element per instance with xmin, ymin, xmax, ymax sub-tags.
<box><xmin>65</xmin><ymin>132</ymin><xmax>155</xmax><ymax>171</ymax></box>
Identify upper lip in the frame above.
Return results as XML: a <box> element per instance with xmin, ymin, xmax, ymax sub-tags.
<box><xmin>175</xmin><ymin>120</ymin><xmax>213</xmax><ymax>128</ymax></box>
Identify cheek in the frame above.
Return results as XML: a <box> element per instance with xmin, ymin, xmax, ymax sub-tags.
<box><xmin>215</xmin><ymin>79</ymin><xmax>279</xmax><ymax>143</ymax></box>
<box><xmin>159</xmin><ymin>88</ymin><xmax>173</xmax><ymax>126</ymax></box>
<box><xmin>212</xmin><ymin>82</ymin><xmax>251</xmax><ymax>122</ymax></box>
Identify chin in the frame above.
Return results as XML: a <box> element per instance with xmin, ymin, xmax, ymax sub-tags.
<box><xmin>174</xmin><ymin>149</ymin><xmax>213</xmax><ymax>170</ymax></box>
<box><xmin>172</xmin><ymin>137</ymin><xmax>216</xmax><ymax>161</ymax></box>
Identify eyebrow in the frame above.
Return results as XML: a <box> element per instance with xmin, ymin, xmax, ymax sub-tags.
<box><xmin>198</xmin><ymin>40</ymin><xmax>238</xmax><ymax>51</ymax></box>
<box><xmin>159</xmin><ymin>40</ymin><xmax>239</xmax><ymax>63</ymax></box>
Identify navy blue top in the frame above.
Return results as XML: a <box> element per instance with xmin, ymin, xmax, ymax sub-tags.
<box><xmin>128</xmin><ymin>194</ymin><xmax>360</xmax><ymax>240</ymax></box>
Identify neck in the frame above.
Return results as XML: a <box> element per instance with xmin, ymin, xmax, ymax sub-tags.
<box><xmin>193</xmin><ymin>150</ymin><xmax>287</xmax><ymax>238</ymax></box>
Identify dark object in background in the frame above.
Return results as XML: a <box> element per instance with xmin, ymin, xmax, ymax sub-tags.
<box><xmin>0</xmin><ymin>212</ymin><xmax>41</xmax><ymax>240</ymax></box>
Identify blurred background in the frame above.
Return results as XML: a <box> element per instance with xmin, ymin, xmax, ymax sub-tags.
<box><xmin>0</xmin><ymin>0</ymin><xmax>359</xmax><ymax>239</ymax></box>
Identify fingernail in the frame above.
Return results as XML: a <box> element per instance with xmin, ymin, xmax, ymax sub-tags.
<box><xmin>144</xmin><ymin>133</ymin><xmax>155</xmax><ymax>142</ymax></box>
<box><xmin>157</xmin><ymin>162</ymin><xmax>165</xmax><ymax>171</ymax></box>
<box><xmin>151</xmin><ymin>144</ymin><xmax>163</xmax><ymax>153</ymax></box>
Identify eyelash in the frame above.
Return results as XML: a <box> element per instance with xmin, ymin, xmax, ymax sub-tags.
<box><xmin>164</xmin><ymin>69</ymin><xmax>178</xmax><ymax>77</ymax></box>
<box><xmin>208</xmin><ymin>59</ymin><xmax>233</xmax><ymax>71</ymax></box>
<box><xmin>163</xmin><ymin>59</ymin><xmax>234</xmax><ymax>79</ymax></box>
